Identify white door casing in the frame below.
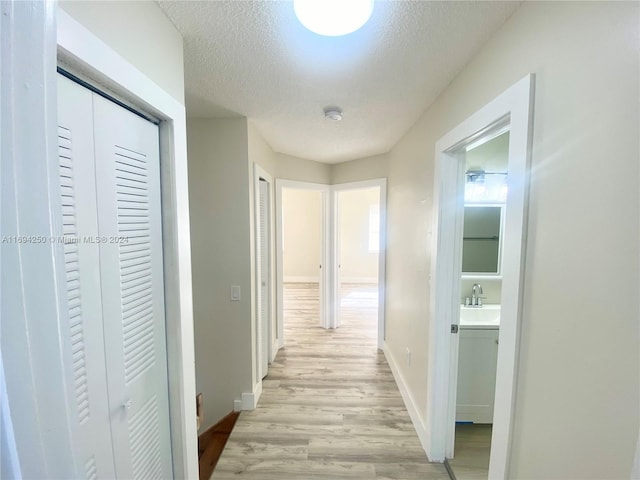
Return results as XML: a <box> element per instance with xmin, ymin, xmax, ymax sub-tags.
<box><xmin>428</xmin><ymin>74</ymin><xmax>534</xmax><ymax>478</ymax></box>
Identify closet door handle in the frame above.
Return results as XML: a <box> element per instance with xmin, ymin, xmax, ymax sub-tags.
<box><xmin>123</xmin><ymin>399</ymin><xmax>133</xmax><ymax>412</ymax></box>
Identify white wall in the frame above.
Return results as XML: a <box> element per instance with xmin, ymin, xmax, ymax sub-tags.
<box><xmin>338</xmin><ymin>188</ymin><xmax>379</xmax><ymax>282</ymax></box>
<box><xmin>59</xmin><ymin>0</ymin><xmax>185</xmax><ymax>104</ymax></box>
<box><xmin>249</xmin><ymin>121</ymin><xmax>277</xmax><ymax>175</ymax></box>
<box><xmin>384</xmin><ymin>2</ymin><xmax>639</xmax><ymax>478</ymax></box>
<box><xmin>275</xmin><ymin>152</ymin><xmax>332</xmax><ymax>184</ymax></box>
<box><xmin>332</xmin><ymin>153</ymin><xmax>389</xmax><ymax>185</ymax></box>
<box><xmin>282</xmin><ymin>189</ymin><xmax>322</xmax><ymax>281</ymax></box>
<box><xmin>187</xmin><ymin>118</ymin><xmax>254</xmax><ymax>429</ymax></box>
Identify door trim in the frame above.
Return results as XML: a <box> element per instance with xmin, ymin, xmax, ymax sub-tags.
<box><xmin>331</xmin><ymin>179</ymin><xmax>387</xmax><ymax>349</ymax></box>
<box><xmin>57</xmin><ymin>10</ymin><xmax>198</xmax><ymax>477</ymax></box>
<box><xmin>275</xmin><ymin>179</ymin><xmax>331</xmax><ymax>347</ymax></box>
<box><xmin>427</xmin><ymin>74</ymin><xmax>534</xmax><ymax>478</ymax></box>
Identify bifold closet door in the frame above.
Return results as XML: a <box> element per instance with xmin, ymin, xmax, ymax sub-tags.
<box><xmin>57</xmin><ymin>74</ymin><xmax>173</xmax><ymax>479</ymax></box>
<box><xmin>58</xmin><ymin>72</ymin><xmax>117</xmax><ymax>480</ymax></box>
<box><xmin>259</xmin><ymin>180</ymin><xmax>270</xmax><ymax>378</ymax></box>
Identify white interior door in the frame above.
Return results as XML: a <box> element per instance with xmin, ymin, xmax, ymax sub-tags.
<box><xmin>333</xmin><ymin>193</ymin><xmax>342</xmax><ymax>329</ymax></box>
<box><xmin>57</xmin><ymin>74</ymin><xmax>173</xmax><ymax>479</ymax></box>
<box><xmin>258</xmin><ymin>179</ymin><xmax>270</xmax><ymax>378</ymax></box>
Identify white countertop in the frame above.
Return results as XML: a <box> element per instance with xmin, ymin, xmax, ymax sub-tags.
<box><xmin>459</xmin><ymin>304</ymin><xmax>500</xmax><ymax>328</ymax></box>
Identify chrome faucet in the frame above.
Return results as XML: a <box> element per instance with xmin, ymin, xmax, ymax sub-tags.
<box><xmin>471</xmin><ymin>283</ymin><xmax>483</xmax><ymax>307</ymax></box>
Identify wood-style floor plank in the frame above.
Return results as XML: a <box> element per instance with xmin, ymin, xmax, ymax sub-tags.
<box><xmin>212</xmin><ymin>283</ymin><xmax>450</xmax><ymax>479</ymax></box>
<box><xmin>448</xmin><ymin>424</ymin><xmax>491</xmax><ymax>479</ymax></box>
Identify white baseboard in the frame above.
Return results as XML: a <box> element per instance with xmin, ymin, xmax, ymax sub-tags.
<box><xmin>233</xmin><ymin>399</ymin><xmax>242</xmax><ymax>412</ymax></box>
<box><xmin>283</xmin><ymin>276</ymin><xmax>319</xmax><ymax>283</ymax></box>
<box><xmin>383</xmin><ymin>343</ymin><xmax>432</xmax><ymax>461</ymax></box>
<box><xmin>241</xmin><ymin>381</ymin><xmax>263</xmax><ymax>410</ymax></box>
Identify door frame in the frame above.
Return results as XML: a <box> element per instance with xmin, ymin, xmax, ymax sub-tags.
<box><xmin>275</xmin><ymin>179</ymin><xmax>331</xmax><ymax>347</ymax></box>
<box><xmin>3</xmin><ymin>9</ymin><xmax>198</xmax><ymax>478</ymax></box>
<box><xmin>426</xmin><ymin>74</ymin><xmax>534</xmax><ymax>478</ymax></box>
<box><xmin>253</xmin><ymin>164</ymin><xmax>274</xmax><ymax>383</ymax></box>
<box><xmin>331</xmin><ymin>179</ymin><xmax>387</xmax><ymax>349</ymax></box>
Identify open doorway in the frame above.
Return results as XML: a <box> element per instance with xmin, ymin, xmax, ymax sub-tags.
<box><xmin>275</xmin><ymin>181</ymin><xmax>330</xmax><ymax>347</ymax></box>
<box><xmin>335</xmin><ymin>187</ymin><xmax>380</xmax><ymax>346</ymax></box>
<box><xmin>427</xmin><ymin>75</ymin><xmax>533</xmax><ymax>479</ymax></box>
<box><xmin>449</xmin><ymin>130</ymin><xmax>509</xmax><ymax>479</ymax></box>
<box><xmin>332</xmin><ymin>179</ymin><xmax>387</xmax><ymax>349</ymax></box>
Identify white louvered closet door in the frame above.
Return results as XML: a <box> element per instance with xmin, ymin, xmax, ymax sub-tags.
<box><xmin>259</xmin><ymin>180</ymin><xmax>270</xmax><ymax>378</ymax></box>
<box><xmin>57</xmin><ymin>75</ymin><xmax>173</xmax><ymax>479</ymax></box>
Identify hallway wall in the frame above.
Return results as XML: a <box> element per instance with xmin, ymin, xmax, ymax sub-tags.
<box><xmin>382</xmin><ymin>2</ymin><xmax>639</xmax><ymax>478</ymax></box>
<box><xmin>282</xmin><ymin>190</ymin><xmax>323</xmax><ymax>281</ymax></box>
<box><xmin>59</xmin><ymin>0</ymin><xmax>184</xmax><ymax>104</ymax></box>
<box><xmin>189</xmin><ymin>120</ymin><xmax>332</xmax><ymax>427</ymax></box>
<box><xmin>187</xmin><ymin>118</ymin><xmax>254</xmax><ymax>430</ymax></box>
<box><xmin>338</xmin><ymin>188</ymin><xmax>380</xmax><ymax>282</ymax></box>
<box><xmin>332</xmin><ymin>153</ymin><xmax>389</xmax><ymax>185</ymax></box>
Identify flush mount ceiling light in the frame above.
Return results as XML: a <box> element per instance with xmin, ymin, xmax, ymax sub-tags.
<box><xmin>294</xmin><ymin>0</ymin><xmax>374</xmax><ymax>37</ymax></box>
<box><xmin>324</xmin><ymin>107</ymin><xmax>343</xmax><ymax>121</ymax></box>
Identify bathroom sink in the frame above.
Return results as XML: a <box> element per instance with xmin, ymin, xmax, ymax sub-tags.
<box><xmin>459</xmin><ymin>304</ymin><xmax>500</xmax><ymax>327</ymax></box>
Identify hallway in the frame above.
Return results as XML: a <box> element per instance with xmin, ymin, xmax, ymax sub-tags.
<box><xmin>212</xmin><ymin>283</ymin><xmax>449</xmax><ymax>479</ymax></box>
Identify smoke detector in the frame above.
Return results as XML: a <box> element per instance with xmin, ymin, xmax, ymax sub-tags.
<box><xmin>324</xmin><ymin>107</ymin><xmax>343</xmax><ymax>121</ymax></box>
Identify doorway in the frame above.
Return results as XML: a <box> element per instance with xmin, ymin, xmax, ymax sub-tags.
<box><xmin>275</xmin><ymin>180</ymin><xmax>330</xmax><ymax>348</ymax></box>
<box><xmin>448</xmin><ymin>130</ymin><xmax>509</xmax><ymax>479</ymax></box>
<box><xmin>332</xmin><ymin>179</ymin><xmax>387</xmax><ymax>349</ymax></box>
<box><xmin>427</xmin><ymin>75</ymin><xmax>534</xmax><ymax>479</ymax></box>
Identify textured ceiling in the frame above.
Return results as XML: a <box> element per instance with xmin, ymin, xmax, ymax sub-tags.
<box><xmin>158</xmin><ymin>1</ymin><xmax>520</xmax><ymax>164</ymax></box>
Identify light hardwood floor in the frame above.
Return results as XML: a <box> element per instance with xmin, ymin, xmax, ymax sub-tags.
<box><xmin>212</xmin><ymin>283</ymin><xmax>450</xmax><ymax>479</ymax></box>
<box><xmin>448</xmin><ymin>424</ymin><xmax>491</xmax><ymax>480</ymax></box>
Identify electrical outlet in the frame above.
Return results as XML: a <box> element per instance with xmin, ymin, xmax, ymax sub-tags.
<box><xmin>406</xmin><ymin>347</ymin><xmax>411</xmax><ymax>366</ymax></box>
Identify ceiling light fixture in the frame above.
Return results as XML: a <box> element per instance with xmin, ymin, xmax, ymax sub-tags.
<box><xmin>293</xmin><ymin>0</ymin><xmax>374</xmax><ymax>37</ymax></box>
<box><xmin>324</xmin><ymin>107</ymin><xmax>343</xmax><ymax>121</ymax></box>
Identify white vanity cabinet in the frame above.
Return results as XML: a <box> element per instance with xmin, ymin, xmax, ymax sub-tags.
<box><xmin>456</xmin><ymin>327</ymin><xmax>499</xmax><ymax>424</ymax></box>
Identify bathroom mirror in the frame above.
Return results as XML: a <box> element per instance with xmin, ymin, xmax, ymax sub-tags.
<box><xmin>462</xmin><ymin>205</ymin><xmax>503</xmax><ymax>276</ymax></box>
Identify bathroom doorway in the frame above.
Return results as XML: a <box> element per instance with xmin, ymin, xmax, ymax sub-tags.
<box><xmin>449</xmin><ymin>131</ymin><xmax>509</xmax><ymax>479</ymax></box>
<box><xmin>426</xmin><ymin>75</ymin><xmax>534</xmax><ymax>478</ymax></box>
